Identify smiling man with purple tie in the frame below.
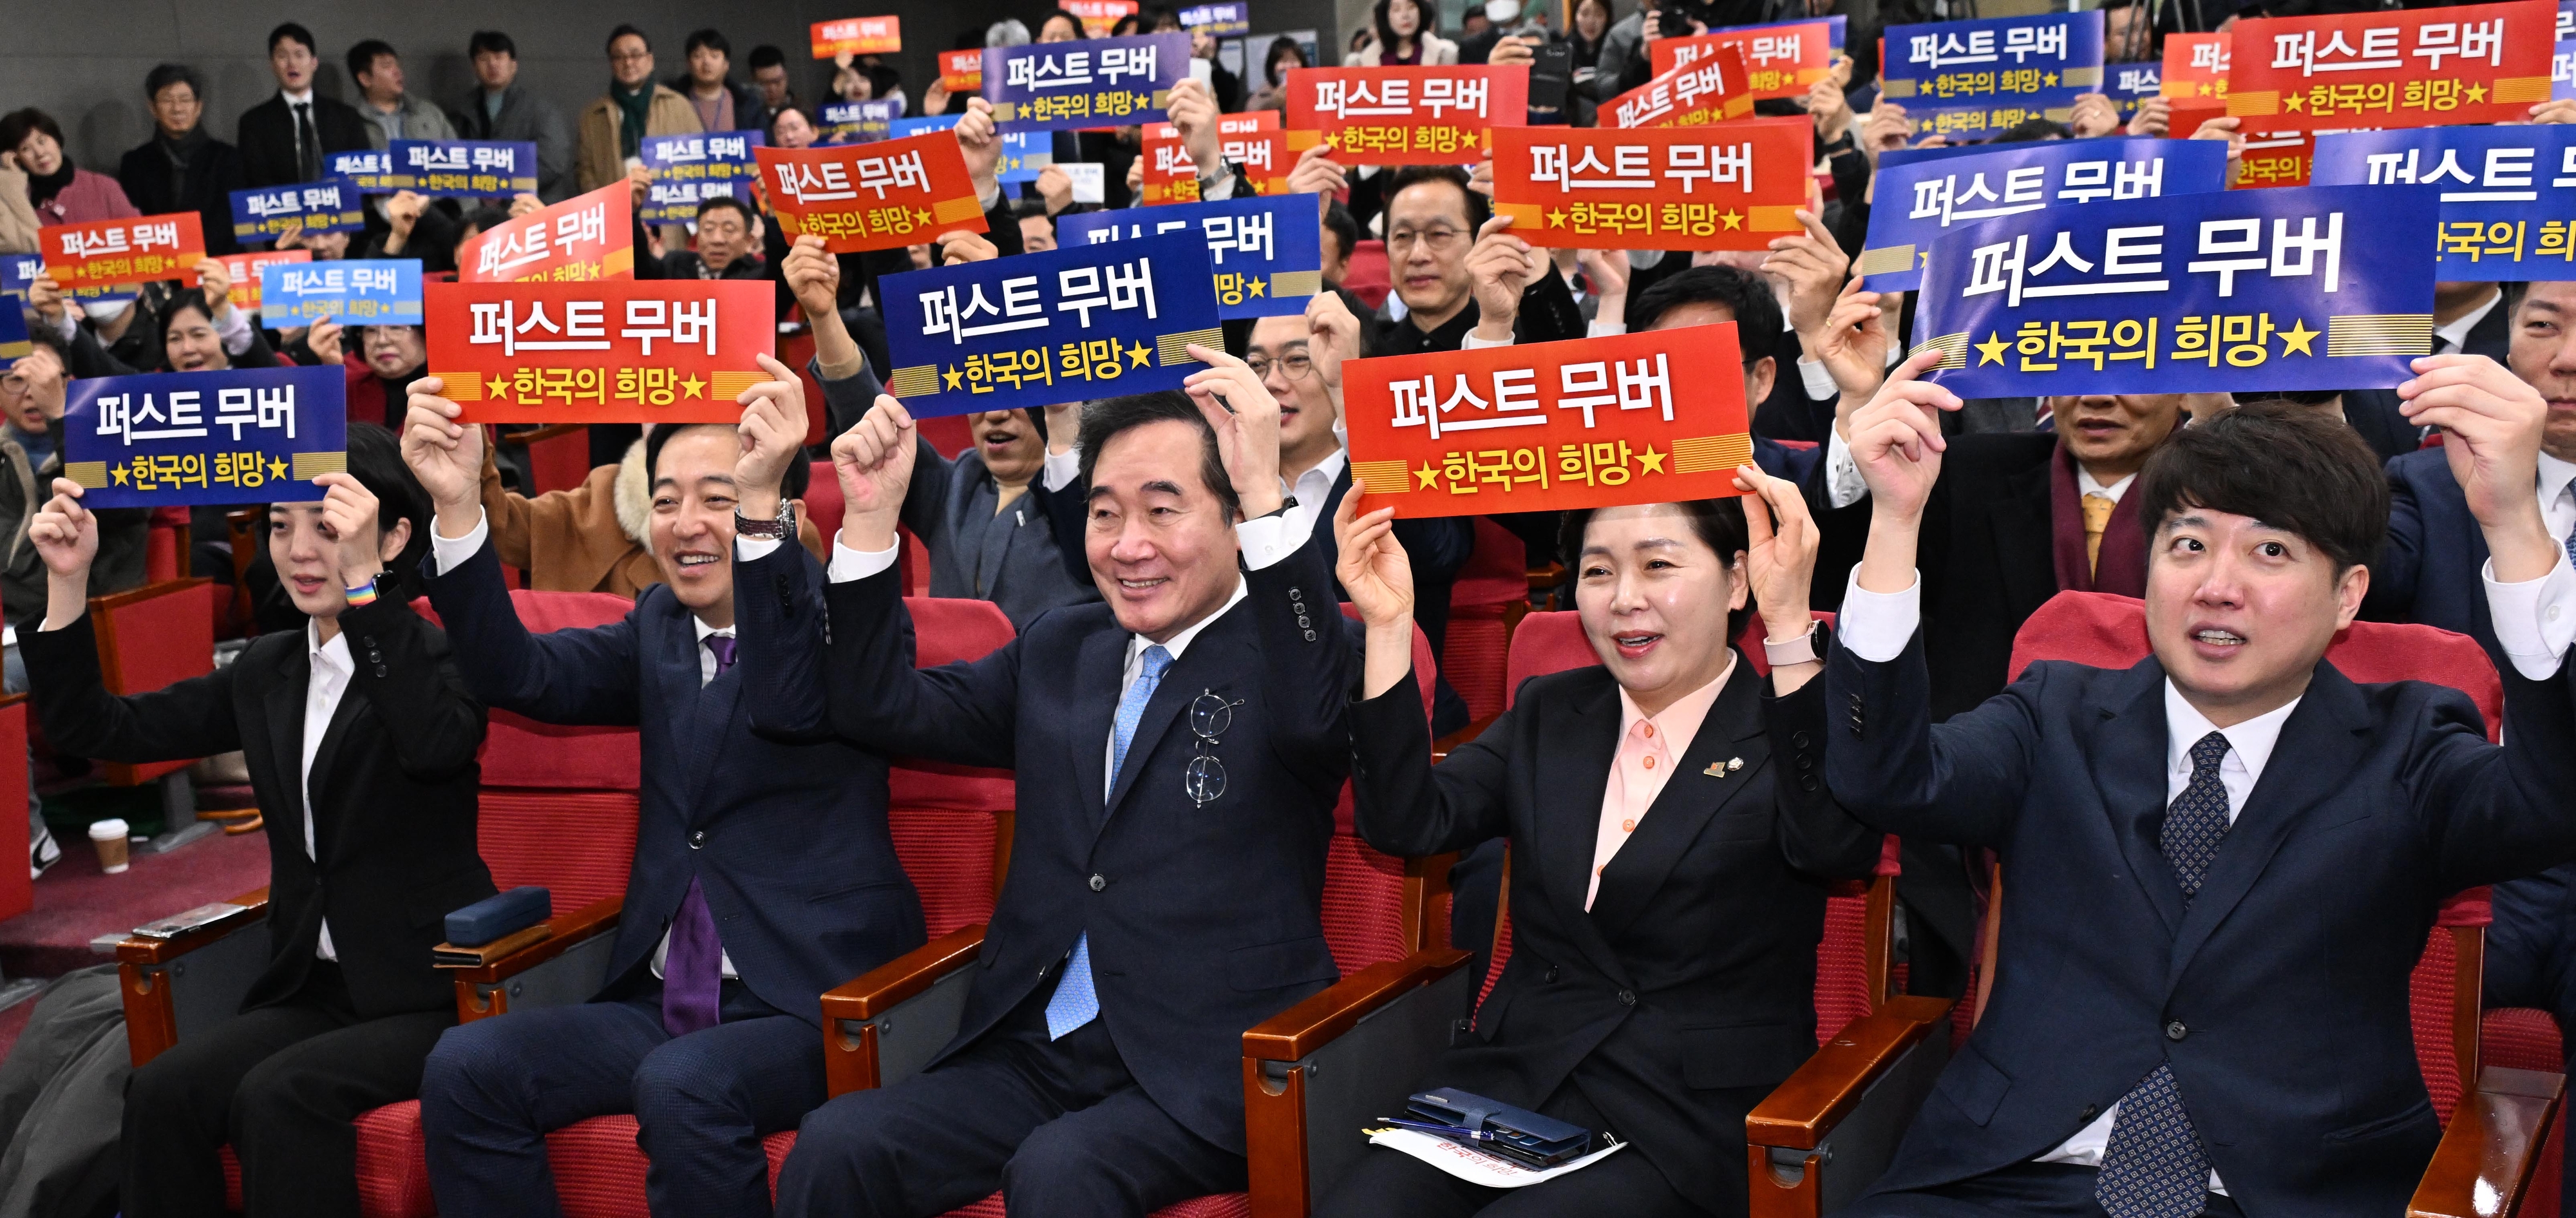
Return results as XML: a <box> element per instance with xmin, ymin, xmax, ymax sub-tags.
<box><xmin>400</xmin><ymin>360</ymin><xmax>926</xmax><ymax>1218</ymax></box>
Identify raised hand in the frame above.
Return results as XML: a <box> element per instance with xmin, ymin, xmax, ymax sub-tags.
<box><xmin>509</xmin><ymin>192</ymin><xmax>544</xmax><ymax>218</ymax></box>
<box><xmin>1285</xmin><ymin>142</ymin><xmax>1347</xmax><ymax>198</ymax></box>
<box><xmin>1464</xmin><ymin>214</ymin><xmax>1539</xmax><ymax>343</ymax></box>
<box><xmin>734</xmin><ymin>353</ymin><xmax>809</xmax><ymax>519</ymax></box>
<box><xmin>313</xmin><ymin>470</ymin><xmax>390</xmax><ymax>585</ymax></box>
<box><xmin>1333</xmin><ymin>493</ymin><xmax>1414</xmax><ymax>629</ymax></box>
<box><xmin>1305</xmin><ymin>289</ymin><xmax>1363</xmax><ymax>397</ymax></box>
<box><xmin>2067</xmin><ymin>93</ymin><xmax>2121</xmax><ymax>139</ymax></box>
<box><xmin>1805</xmin><ymin>72</ymin><xmax>1853</xmax><ymax>144</ymax></box>
<box><xmin>400</xmin><ymin>377</ymin><xmax>487</xmax><ymax>536</ymax></box>
<box><xmin>1167</xmin><ymin>77</ymin><xmax>1224</xmax><ymax>185</ymax></box>
<box><xmin>194</xmin><ymin>257</ymin><xmax>235</xmax><ymax>321</ymax></box>
<box><xmin>1736</xmin><ymin>462</ymin><xmax>1818</xmax><ymax>629</ymax></box>
<box><xmin>783</xmin><ymin>234</ymin><xmax>841</xmax><ymax>321</ymax></box>
<box><xmin>1847</xmin><ymin>348</ymin><xmax>1963</xmax><ymax>524</ymax></box>
<box><xmin>830</xmin><ymin>394</ymin><xmax>919</xmax><ymax>551</ymax></box>
<box><xmin>1179</xmin><ymin>342</ymin><xmax>1282</xmax><ymax>517</ymax></box>
<box><xmin>1814</xmin><ymin>276</ymin><xmax>1890</xmax><ymax>401</ymax></box>
<box><xmin>2399</xmin><ymin>353</ymin><xmax>2557</xmax><ymax>580</ymax></box>
<box><xmin>307</xmin><ymin>316</ymin><xmax>345</xmax><ymax>365</ymax></box>
<box><xmin>1036</xmin><ymin>164</ymin><xmax>1074</xmax><ymax>215</ymax></box>
<box><xmin>1764</xmin><ymin>209</ymin><xmax>1850</xmax><ymax>339</ymax></box>
<box><xmin>28</xmin><ymin>478</ymin><xmax>95</xmax><ymax>582</ymax></box>
<box><xmin>1861</xmin><ymin>102</ymin><xmax>1911</xmax><ymax>169</ymax></box>
<box><xmin>936</xmin><ymin>229</ymin><xmax>999</xmax><ymax>263</ymax></box>
<box><xmin>2126</xmin><ymin>95</ymin><xmax>2171</xmax><ymax>136</ymax></box>
<box><xmin>955</xmin><ymin>97</ymin><xmax>1002</xmax><ymax>198</ymax></box>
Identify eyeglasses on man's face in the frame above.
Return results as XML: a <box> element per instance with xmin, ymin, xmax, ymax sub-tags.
<box><xmin>1245</xmin><ymin>352</ymin><xmax>1316</xmax><ymax>381</ymax></box>
<box><xmin>1387</xmin><ymin>226</ymin><xmax>1466</xmax><ymax>254</ymax></box>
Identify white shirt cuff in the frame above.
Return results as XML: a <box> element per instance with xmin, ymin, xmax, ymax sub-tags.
<box><xmin>1042</xmin><ymin>446</ymin><xmax>1081</xmax><ymax>493</ymax></box>
<box><xmin>827</xmin><ymin>532</ymin><xmax>901</xmax><ymax>583</ymax></box>
<box><xmin>1461</xmin><ymin>329</ymin><xmax>1513</xmax><ymax>350</ymax></box>
<box><xmin>1824</xmin><ymin>428</ymin><xmax>1869</xmax><ymax>510</ymax></box>
<box><xmin>735</xmin><ymin>536</ymin><xmax>782</xmax><ymax>561</ymax></box>
<box><xmin>431</xmin><ymin>509</ymin><xmax>489</xmax><ymax>576</ymax></box>
<box><xmin>1586</xmin><ymin>319</ymin><xmax>1626</xmax><ymax>338</ymax></box>
<box><xmin>1236</xmin><ymin>514</ymin><xmax>1296</xmax><ymax>570</ymax></box>
<box><xmin>1835</xmin><ymin>566</ymin><xmax>1921</xmax><ymax>663</ymax></box>
<box><xmin>1200</xmin><ymin>169</ymin><xmax>1236</xmax><ymax>200</ymax></box>
<box><xmin>1799</xmin><ymin>354</ymin><xmax>1838</xmax><ymax>401</ymax></box>
<box><xmin>2482</xmin><ymin>555</ymin><xmax>2576</xmax><ymax>680</ymax></box>
<box><xmin>42</xmin><ymin>310</ymin><xmax>74</xmax><ymax>344</ymax></box>
<box><xmin>214</xmin><ymin>300</ymin><xmax>254</xmax><ymax>355</ymax></box>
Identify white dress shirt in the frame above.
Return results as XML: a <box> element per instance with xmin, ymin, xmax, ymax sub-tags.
<box><xmin>2433</xmin><ymin>289</ymin><xmax>2501</xmax><ymax>356</ymax></box>
<box><xmin>301</xmin><ymin>623</ymin><xmax>351</xmax><ymax>961</ymax></box>
<box><xmin>431</xmin><ymin>511</ymin><xmax>742</xmax><ymax>978</ymax></box>
<box><xmin>1277</xmin><ymin>447</ymin><xmax>1347</xmax><ymax>553</ymax></box>
<box><xmin>2537</xmin><ymin>450</ymin><xmax>2576</xmax><ymax>553</ymax></box>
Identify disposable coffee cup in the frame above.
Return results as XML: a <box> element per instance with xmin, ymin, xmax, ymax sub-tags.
<box><xmin>88</xmin><ymin>819</ymin><xmax>129</xmax><ymax>874</ymax></box>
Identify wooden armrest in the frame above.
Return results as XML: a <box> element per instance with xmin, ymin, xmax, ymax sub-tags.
<box><xmin>495</xmin><ymin>423</ymin><xmax>588</xmax><ymax>446</ymax></box>
<box><xmin>1432</xmin><ymin>716</ymin><xmax>1500</xmax><ymax>763</ymax></box>
<box><xmin>820</xmin><ymin>924</ymin><xmax>987</xmax><ymax>1023</ymax></box>
<box><xmin>448</xmin><ymin>896</ymin><xmax>623</xmax><ymax>985</ymax></box>
<box><xmin>115</xmin><ymin>887</ymin><xmax>270</xmax><ymax>965</ymax></box>
<box><xmin>2409</xmin><ymin>1066</ymin><xmax>2563</xmax><ymax>1218</ymax></box>
<box><xmin>1243</xmin><ymin>947</ymin><xmax>1472</xmax><ymax>1063</ymax></box>
<box><xmin>1526</xmin><ymin>563</ymin><xmax>1567</xmax><ymax>590</ymax></box>
<box><xmin>1746</xmin><ymin>995</ymin><xmax>1953</xmax><ymax>1152</ymax></box>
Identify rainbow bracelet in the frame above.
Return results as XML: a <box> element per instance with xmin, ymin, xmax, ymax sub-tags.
<box><xmin>344</xmin><ymin>581</ymin><xmax>380</xmax><ymax>609</ymax></box>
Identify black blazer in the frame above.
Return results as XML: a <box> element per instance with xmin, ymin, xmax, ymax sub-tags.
<box><xmin>422</xmin><ymin>540</ymin><xmax>924</xmax><ymax>1025</ymax></box>
<box><xmin>236</xmin><ymin>93</ymin><xmax>374</xmax><ymax>190</ymax></box>
<box><xmin>117</xmin><ymin>134</ymin><xmax>247</xmax><ymax>256</ymax></box>
<box><xmin>21</xmin><ymin>601</ymin><xmax>489</xmax><ymax>1020</ymax></box>
<box><xmin>2362</xmin><ymin>447</ymin><xmax>2505</xmax><ymax>672</ymax></box>
<box><xmin>1808</xmin><ymin>630</ymin><xmax>2576</xmax><ymax>1216</ymax></box>
<box><xmin>1352</xmin><ymin>660</ymin><xmax>1880</xmax><ymax>1213</ymax></box>
<box><xmin>743</xmin><ymin>536</ymin><xmax>1356</xmax><ymax>1153</ymax></box>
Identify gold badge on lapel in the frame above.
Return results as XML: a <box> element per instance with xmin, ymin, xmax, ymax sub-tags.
<box><xmin>1704</xmin><ymin>757</ymin><xmax>1743</xmax><ymax>777</ymax></box>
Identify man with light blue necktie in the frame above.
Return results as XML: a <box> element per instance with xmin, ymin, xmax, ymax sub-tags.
<box><xmin>754</xmin><ymin>354</ymin><xmax>1360</xmax><ymax>1218</ymax></box>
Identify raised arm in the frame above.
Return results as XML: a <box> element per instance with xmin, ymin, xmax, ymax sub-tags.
<box><xmin>732</xmin><ymin>353</ymin><xmax>840</xmax><ymax>744</ymax></box>
<box><xmin>312</xmin><ymin>470</ymin><xmax>486</xmax><ymax>778</ymax></box>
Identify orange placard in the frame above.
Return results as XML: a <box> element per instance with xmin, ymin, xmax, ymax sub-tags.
<box><xmin>457</xmin><ymin>183</ymin><xmax>635</xmax><ymax>283</ymax></box>
<box><xmin>811</xmin><ymin>15</ymin><xmax>900</xmax><ymax>58</ymax></box>
<box><xmin>41</xmin><ymin>213</ymin><xmax>203</xmax><ymax>290</ymax></box>
<box><xmin>1139</xmin><ymin>129</ymin><xmax>1294</xmax><ymax>204</ymax></box>
<box><xmin>1603</xmin><ymin>45</ymin><xmax>1756</xmax><ymax>128</ymax></box>
<box><xmin>755</xmin><ymin>134</ymin><xmax>986</xmax><ymax>253</ymax></box>
<box><xmin>1063</xmin><ymin>0</ymin><xmax>1139</xmax><ymax>37</ymax></box>
<box><xmin>424</xmin><ymin>280</ymin><xmax>776</xmax><ymax>424</ymax></box>
<box><xmin>1492</xmin><ymin>119</ymin><xmax>1811</xmax><ymax>251</ymax></box>
<box><xmin>1650</xmin><ymin>21</ymin><xmax>1836</xmax><ymax>100</ymax></box>
<box><xmin>218</xmin><ymin>249</ymin><xmax>308</xmax><ymax>312</ymax></box>
<box><xmin>2162</xmin><ymin>32</ymin><xmax>2230</xmax><ymax>100</ymax></box>
<box><xmin>1343</xmin><ymin>325</ymin><xmax>1752</xmax><ymax>519</ymax></box>
<box><xmin>1285</xmin><ymin>66</ymin><xmax>1529</xmax><ymax>166</ymax></box>
<box><xmin>941</xmin><ymin>48</ymin><xmax>985</xmax><ymax>93</ymax></box>
<box><xmin>2226</xmin><ymin>0</ymin><xmax>2553</xmax><ymax>130</ymax></box>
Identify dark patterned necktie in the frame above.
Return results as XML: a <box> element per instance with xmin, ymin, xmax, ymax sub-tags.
<box><xmin>292</xmin><ymin>102</ymin><xmax>319</xmax><ymax>182</ymax></box>
<box><xmin>661</xmin><ymin>634</ymin><xmax>738</xmax><ymax>1038</ymax></box>
<box><xmin>2096</xmin><ymin>730</ymin><xmax>2232</xmax><ymax>1218</ymax></box>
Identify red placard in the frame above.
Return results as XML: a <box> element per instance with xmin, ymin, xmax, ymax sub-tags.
<box><xmin>2235</xmin><ymin>130</ymin><xmax>2315</xmax><ymax>189</ymax></box>
<box><xmin>941</xmin><ymin>48</ymin><xmax>985</xmax><ymax>93</ymax></box>
<box><xmin>457</xmin><ymin>183</ymin><xmax>635</xmax><ymax>283</ymax></box>
<box><xmin>1065</xmin><ymin>0</ymin><xmax>1139</xmax><ymax>37</ymax></box>
<box><xmin>1492</xmin><ymin>119</ymin><xmax>1811</xmax><ymax>251</ymax></box>
<box><xmin>2162</xmin><ymin>32</ymin><xmax>2230</xmax><ymax>101</ymax></box>
<box><xmin>1604</xmin><ymin>45</ymin><xmax>1757</xmax><ymax>129</ymax></box>
<box><xmin>424</xmin><ymin>280</ymin><xmax>776</xmax><ymax>424</ymax></box>
<box><xmin>1343</xmin><ymin>326</ymin><xmax>1752</xmax><ymax>518</ymax></box>
<box><xmin>1143</xmin><ymin>112</ymin><xmax>1283</xmax><ymax>141</ymax></box>
<box><xmin>1139</xmin><ymin>129</ymin><xmax>1294</xmax><ymax>204</ymax></box>
<box><xmin>2224</xmin><ymin>0</ymin><xmax>2552</xmax><ymax>130</ymax></box>
<box><xmin>811</xmin><ymin>15</ymin><xmax>900</xmax><ymax>58</ymax></box>
<box><xmin>218</xmin><ymin>249</ymin><xmax>308</xmax><ymax>312</ymax></box>
<box><xmin>1649</xmin><ymin>21</ymin><xmax>1836</xmax><ymax>100</ymax></box>
<box><xmin>41</xmin><ymin>213</ymin><xmax>203</xmax><ymax>290</ymax></box>
<box><xmin>755</xmin><ymin>134</ymin><xmax>986</xmax><ymax>253</ymax></box>
<box><xmin>1285</xmin><ymin>66</ymin><xmax>1529</xmax><ymax>166</ymax></box>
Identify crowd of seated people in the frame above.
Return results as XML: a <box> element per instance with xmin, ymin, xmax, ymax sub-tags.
<box><xmin>4</xmin><ymin>5</ymin><xmax>2576</xmax><ymax>1218</ymax></box>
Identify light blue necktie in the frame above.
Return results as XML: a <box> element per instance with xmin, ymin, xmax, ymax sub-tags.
<box><xmin>1044</xmin><ymin>643</ymin><xmax>1172</xmax><ymax>1040</ymax></box>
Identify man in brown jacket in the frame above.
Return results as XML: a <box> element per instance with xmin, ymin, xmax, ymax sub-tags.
<box><xmin>576</xmin><ymin>25</ymin><xmax>701</xmax><ymax>195</ymax></box>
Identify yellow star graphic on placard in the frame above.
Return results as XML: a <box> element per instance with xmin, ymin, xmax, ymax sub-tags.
<box><xmin>1634</xmin><ymin>444</ymin><xmax>1667</xmax><ymax>475</ymax></box>
<box><xmin>2285</xmin><ymin>93</ymin><xmax>2306</xmax><ymax>112</ymax></box>
<box><xmin>486</xmin><ymin>376</ymin><xmax>513</xmax><ymax>403</ymax></box>
<box><xmin>1721</xmin><ymin>210</ymin><xmax>1744</xmax><ymax>230</ymax></box>
<box><xmin>2277</xmin><ymin>318</ymin><xmax>2319</xmax><ymax>356</ymax></box>
<box><xmin>111</xmin><ymin>465</ymin><xmax>129</xmax><ymax>486</ymax></box>
<box><xmin>2043</xmin><ymin>71</ymin><xmax>2058</xmax><ymax>88</ymax></box>
<box><xmin>268</xmin><ymin>458</ymin><xmax>289</xmax><ymax>481</ymax></box>
<box><xmin>943</xmin><ymin>366</ymin><xmax>964</xmax><ymax>391</ymax></box>
<box><xmin>2198</xmin><ymin>82</ymin><xmax>2213</xmax><ymax>97</ymax></box>
<box><xmin>913</xmin><ymin>207</ymin><xmax>933</xmax><ymax>227</ymax></box>
<box><xmin>1126</xmin><ymin>341</ymin><xmax>1151</xmax><ymax>368</ymax></box>
<box><xmin>1548</xmin><ymin>208</ymin><xmax>1569</xmax><ymax>229</ymax></box>
<box><xmin>681</xmin><ymin>375</ymin><xmax>706</xmax><ymax>399</ymax></box>
<box><xmin>1975</xmin><ymin>331</ymin><xmax>2010</xmax><ymax>365</ymax></box>
<box><xmin>2468</xmin><ymin>84</ymin><xmax>2489</xmax><ymax>104</ymax></box>
<box><xmin>1247</xmin><ymin>279</ymin><xmax>1265</xmax><ymax>297</ymax></box>
<box><xmin>1415</xmin><ymin>461</ymin><xmax>1441</xmax><ymax>490</ymax></box>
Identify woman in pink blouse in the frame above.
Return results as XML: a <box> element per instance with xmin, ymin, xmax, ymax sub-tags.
<box><xmin>0</xmin><ymin>109</ymin><xmax>142</xmax><ymax>227</ymax></box>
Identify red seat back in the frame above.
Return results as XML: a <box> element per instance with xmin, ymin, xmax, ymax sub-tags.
<box><xmin>1326</xmin><ymin>604</ymin><xmax>1441</xmax><ymax>973</ymax></box>
<box><xmin>1342</xmin><ymin>238</ymin><xmax>1390</xmax><ymax>312</ymax></box>
<box><xmin>803</xmin><ymin>461</ymin><xmax>842</xmax><ymax>535</ymax></box>
<box><xmin>1443</xmin><ymin>520</ymin><xmax>1528</xmax><ymax>724</ymax></box>
<box><xmin>2003</xmin><ymin>590</ymin><xmax>2499</xmax><ymax>1122</ymax></box>
<box><xmin>889</xmin><ymin>598</ymin><xmax>1019</xmax><ymax>937</ymax></box>
<box><xmin>90</xmin><ymin>580</ymin><xmax>215</xmax><ymax>785</ymax></box>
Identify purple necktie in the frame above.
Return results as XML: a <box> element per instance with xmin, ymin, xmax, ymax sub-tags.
<box><xmin>663</xmin><ymin>634</ymin><xmax>737</xmax><ymax>1038</ymax></box>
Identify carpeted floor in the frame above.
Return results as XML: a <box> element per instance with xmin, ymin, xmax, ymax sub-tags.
<box><xmin>0</xmin><ymin>828</ymin><xmax>268</xmax><ymax>985</ymax></box>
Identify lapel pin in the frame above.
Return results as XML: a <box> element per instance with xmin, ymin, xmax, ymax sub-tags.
<box><xmin>1705</xmin><ymin>757</ymin><xmax>1743</xmax><ymax>777</ymax></box>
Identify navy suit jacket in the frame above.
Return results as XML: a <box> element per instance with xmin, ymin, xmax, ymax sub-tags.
<box><xmin>422</xmin><ymin>539</ymin><xmax>925</xmax><ymax>1026</ymax></box>
<box><xmin>1806</xmin><ymin>631</ymin><xmax>2576</xmax><ymax>1215</ymax></box>
<box><xmin>741</xmin><ymin>533</ymin><xmax>1357</xmax><ymax>1153</ymax></box>
<box><xmin>2362</xmin><ymin>447</ymin><xmax>2507</xmax><ymax>672</ymax></box>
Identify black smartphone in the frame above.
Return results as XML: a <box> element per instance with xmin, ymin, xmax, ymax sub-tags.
<box><xmin>1528</xmin><ymin>41</ymin><xmax>1575</xmax><ymax>120</ymax></box>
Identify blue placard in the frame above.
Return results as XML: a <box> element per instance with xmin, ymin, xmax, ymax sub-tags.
<box><xmin>1058</xmin><ymin>193</ymin><xmax>1325</xmax><ymax>320</ymax></box>
<box><xmin>0</xmin><ymin>308</ymin><xmax>27</xmax><ymax>372</ymax></box>
<box><xmin>388</xmin><ymin>140</ymin><xmax>540</xmax><ymax>197</ymax></box>
<box><xmin>1</xmin><ymin>252</ymin><xmax>136</xmax><ymax>307</ymax></box>
<box><xmin>882</xmin><ymin>230</ymin><xmax>1221</xmax><ymax>416</ymax></box>
<box><xmin>2310</xmin><ymin>126</ymin><xmax>2576</xmax><ymax>282</ymax></box>
<box><xmin>2556</xmin><ymin>1</ymin><xmax>2575</xmax><ymax>100</ymax></box>
<box><xmin>1911</xmin><ymin>186</ymin><xmax>2435</xmax><ymax>397</ymax></box>
<box><xmin>1179</xmin><ymin>2</ymin><xmax>1249</xmax><ymax>35</ymax></box>
<box><xmin>2105</xmin><ymin>62</ymin><xmax>2161</xmax><ymax>122</ymax></box>
<box><xmin>257</xmin><ymin>258</ymin><xmax>422</xmax><ymax>327</ymax></box>
<box><xmin>62</xmin><ymin>365</ymin><xmax>348</xmax><ymax>508</ymax></box>
<box><xmin>984</xmin><ymin>33</ymin><xmax>1190</xmax><ymax>133</ymax></box>
<box><xmin>1881</xmin><ymin>11</ymin><xmax>2104</xmax><ymax>140</ymax></box>
<box><xmin>327</xmin><ymin>149</ymin><xmax>398</xmax><ymax>193</ymax></box>
<box><xmin>819</xmin><ymin>99</ymin><xmax>906</xmax><ymax>145</ymax></box>
<box><xmin>892</xmin><ymin>114</ymin><xmax>1057</xmax><ymax>184</ymax></box>
<box><xmin>228</xmin><ymin>177</ymin><xmax>366</xmax><ymax>242</ymax></box>
<box><xmin>639</xmin><ymin>130</ymin><xmax>766</xmax><ymax>226</ymax></box>
<box><xmin>1861</xmin><ymin>138</ymin><xmax>2230</xmax><ymax>292</ymax></box>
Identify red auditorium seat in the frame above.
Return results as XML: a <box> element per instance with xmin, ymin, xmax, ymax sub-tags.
<box><xmin>1341</xmin><ymin>238</ymin><xmax>1390</xmax><ymax>312</ymax></box>
<box><xmin>1443</xmin><ymin>518</ymin><xmax>1531</xmax><ymax>726</ymax></box>
<box><xmin>82</xmin><ymin>578</ymin><xmax>214</xmax><ymax>790</ymax></box>
<box><xmin>1744</xmin><ymin>591</ymin><xmax>2562</xmax><ymax>1218</ymax></box>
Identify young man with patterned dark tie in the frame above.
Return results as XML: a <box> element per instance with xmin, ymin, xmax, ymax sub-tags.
<box><xmin>1795</xmin><ymin>348</ymin><xmax>2576</xmax><ymax>1217</ymax></box>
